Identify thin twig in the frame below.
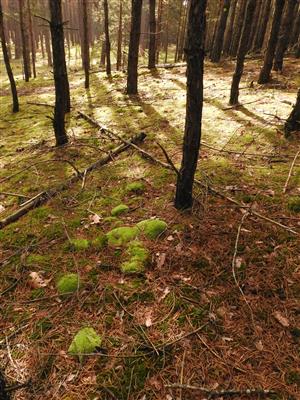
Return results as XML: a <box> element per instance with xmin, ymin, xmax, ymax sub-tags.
<box><xmin>283</xmin><ymin>149</ymin><xmax>300</xmax><ymax>193</ymax></box>
<box><xmin>156</xmin><ymin>141</ymin><xmax>180</xmax><ymax>176</ymax></box>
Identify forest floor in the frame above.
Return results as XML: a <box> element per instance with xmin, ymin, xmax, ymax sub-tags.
<box><xmin>0</xmin><ymin>57</ymin><xmax>300</xmax><ymax>400</ymax></box>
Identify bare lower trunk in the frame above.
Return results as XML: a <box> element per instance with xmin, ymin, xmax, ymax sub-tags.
<box><xmin>28</xmin><ymin>0</ymin><xmax>36</xmax><ymax>78</ymax></box>
<box><xmin>81</xmin><ymin>0</ymin><xmax>90</xmax><ymax>87</ymax></box>
<box><xmin>285</xmin><ymin>88</ymin><xmax>300</xmax><ymax>135</ymax></box>
<box><xmin>210</xmin><ymin>0</ymin><xmax>231</xmax><ymax>62</ymax></box>
<box><xmin>104</xmin><ymin>0</ymin><xmax>111</xmax><ymax>75</ymax></box>
<box><xmin>18</xmin><ymin>0</ymin><xmax>31</xmax><ymax>81</ymax></box>
<box><xmin>148</xmin><ymin>0</ymin><xmax>156</xmax><ymax>68</ymax></box>
<box><xmin>116</xmin><ymin>0</ymin><xmax>123</xmax><ymax>70</ymax></box>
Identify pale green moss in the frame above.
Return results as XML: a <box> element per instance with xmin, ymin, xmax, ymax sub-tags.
<box><xmin>111</xmin><ymin>204</ymin><xmax>129</xmax><ymax>216</ymax></box>
<box><xmin>136</xmin><ymin>219</ymin><xmax>167</xmax><ymax>239</ymax></box>
<box><xmin>91</xmin><ymin>235</ymin><xmax>108</xmax><ymax>250</ymax></box>
<box><xmin>288</xmin><ymin>197</ymin><xmax>300</xmax><ymax>213</ymax></box>
<box><xmin>121</xmin><ymin>241</ymin><xmax>149</xmax><ymax>274</ymax></box>
<box><xmin>68</xmin><ymin>327</ymin><xmax>102</xmax><ymax>361</ymax></box>
<box><xmin>126</xmin><ymin>182</ymin><xmax>145</xmax><ymax>193</ymax></box>
<box><xmin>26</xmin><ymin>254</ymin><xmax>49</xmax><ymax>267</ymax></box>
<box><xmin>121</xmin><ymin>260</ymin><xmax>145</xmax><ymax>273</ymax></box>
<box><xmin>106</xmin><ymin>226</ymin><xmax>138</xmax><ymax>247</ymax></box>
<box><xmin>57</xmin><ymin>274</ymin><xmax>80</xmax><ymax>294</ymax></box>
<box><xmin>69</xmin><ymin>238</ymin><xmax>89</xmax><ymax>251</ymax></box>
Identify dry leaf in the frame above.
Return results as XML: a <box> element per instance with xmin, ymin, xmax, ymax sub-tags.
<box><xmin>235</xmin><ymin>257</ymin><xmax>243</xmax><ymax>268</ymax></box>
<box><xmin>29</xmin><ymin>271</ymin><xmax>50</xmax><ymax>288</ymax></box>
<box><xmin>255</xmin><ymin>340</ymin><xmax>264</xmax><ymax>351</ymax></box>
<box><xmin>273</xmin><ymin>311</ymin><xmax>289</xmax><ymax>327</ymax></box>
<box><xmin>157</xmin><ymin>252</ymin><xmax>166</xmax><ymax>268</ymax></box>
<box><xmin>145</xmin><ymin>316</ymin><xmax>152</xmax><ymax>327</ymax></box>
<box><xmin>0</xmin><ymin>204</ymin><xmax>5</xmax><ymax>214</ymax></box>
<box><xmin>89</xmin><ymin>213</ymin><xmax>101</xmax><ymax>225</ymax></box>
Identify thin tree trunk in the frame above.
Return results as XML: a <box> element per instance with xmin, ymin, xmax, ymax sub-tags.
<box><xmin>148</xmin><ymin>0</ymin><xmax>156</xmax><ymax>68</ymax></box>
<box><xmin>100</xmin><ymin>39</ymin><xmax>106</xmax><ymax>66</ymax></box>
<box><xmin>164</xmin><ymin>0</ymin><xmax>170</xmax><ymax>63</ymax></box>
<box><xmin>174</xmin><ymin>0</ymin><xmax>184</xmax><ymax>62</ymax></box>
<box><xmin>252</xmin><ymin>0</ymin><xmax>272</xmax><ymax>52</ymax></box>
<box><xmin>247</xmin><ymin>0</ymin><xmax>262</xmax><ymax>51</ymax></box>
<box><xmin>285</xmin><ymin>88</ymin><xmax>300</xmax><ymax>135</ymax></box>
<box><xmin>44</xmin><ymin>28</ymin><xmax>52</xmax><ymax>67</ymax></box>
<box><xmin>258</xmin><ymin>0</ymin><xmax>285</xmax><ymax>84</ymax></box>
<box><xmin>103</xmin><ymin>0</ymin><xmax>111</xmax><ymax>75</ymax></box>
<box><xmin>0</xmin><ymin>0</ymin><xmax>19</xmax><ymax>112</ymax></box>
<box><xmin>229</xmin><ymin>0</ymin><xmax>256</xmax><ymax>105</ymax></box>
<box><xmin>156</xmin><ymin>0</ymin><xmax>163</xmax><ymax>63</ymax></box>
<box><xmin>126</xmin><ymin>0</ymin><xmax>142</xmax><ymax>95</ymax></box>
<box><xmin>273</xmin><ymin>0</ymin><xmax>297</xmax><ymax>72</ymax></box>
<box><xmin>48</xmin><ymin>0</ymin><xmax>70</xmax><ymax>146</ymax></box>
<box><xmin>18</xmin><ymin>0</ymin><xmax>31</xmax><ymax>81</ymax></box>
<box><xmin>116</xmin><ymin>0</ymin><xmax>123</xmax><ymax>70</ymax></box>
<box><xmin>40</xmin><ymin>33</ymin><xmax>45</xmax><ymax>59</ymax></box>
<box><xmin>223</xmin><ymin>0</ymin><xmax>238</xmax><ymax>56</ymax></box>
<box><xmin>81</xmin><ymin>0</ymin><xmax>90</xmax><ymax>87</ymax></box>
<box><xmin>175</xmin><ymin>0</ymin><xmax>207</xmax><ymax>210</ymax></box>
<box><xmin>178</xmin><ymin>1</ymin><xmax>188</xmax><ymax>61</ymax></box>
<box><xmin>290</xmin><ymin>4</ymin><xmax>300</xmax><ymax>45</ymax></box>
<box><xmin>229</xmin><ymin>0</ymin><xmax>247</xmax><ymax>57</ymax></box>
<box><xmin>27</xmin><ymin>0</ymin><xmax>36</xmax><ymax>78</ymax></box>
<box><xmin>210</xmin><ymin>0</ymin><xmax>231</xmax><ymax>62</ymax></box>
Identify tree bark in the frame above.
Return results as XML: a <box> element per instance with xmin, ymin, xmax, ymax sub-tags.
<box><xmin>175</xmin><ymin>0</ymin><xmax>207</xmax><ymax>210</ymax></box>
<box><xmin>148</xmin><ymin>0</ymin><xmax>156</xmax><ymax>68</ymax></box>
<box><xmin>81</xmin><ymin>0</ymin><xmax>90</xmax><ymax>87</ymax></box>
<box><xmin>229</xmin><ymin>0</ymin><xmax>256</xmax><ymax>105</ymax></box>
<box><xmin>0</xmin><ymin>0</ymin><xmax>19</xmax><ymax>112</ymax></box>
<box><xmin>126</xmin><ymin>0</ymin><xmax>143</xmax><ymax>95</ymax></box>
<box><xmin>210</xmin><ymin>0</ymin><xmax>231</xmax><ymax>62</ymax></box>
<box><xmin>116</xmin><ymin>0</ymin><xmax>123</xmax><ymax>70</ymax></box>
<box><xmin>252</xmin><ymin>0</ymin><xmax>272</xmax><ymax>52</ymax></box>
<box><xmin>174</xmin><ymin>0</ymin><xmax>184</xmax><ymax>62</ymax></box>
<box><xmin>156</xmin><ymin>0</ymin><xmax>163</xmax><ymax>62</ymax></box>
<box><xmin>290</xmin><ymin>4</ymin><xmax>300</xmax><ymax>45</ymax></box>
<box><xmin>103</xmin><ymin>0</ymin><xmax>111</xmax><ymax>75</ymax></box>
<box><xmin>273</xmin><ymin>0</ymin><xmax>297</xmax><ymax>72</ymax></box>
<box><xmin>27</xmin><ymin>0</ymin><xmax>36</xmax><ymax>78</ymax></box>
<box><xmin>223</xmin><ymin>0</ymin><xmax>238</xmax><ymax>55</ymax></box>
<box><xmin>18</xmin><ymin>0</ymin><xmax>31</xmax><ymax>81</ymax></box>
<box><xmin>247</xmin><ymin>0</ymin><xmax>262</xmax><ymax>51</ymax></box>
<box><xmin>285</xmin><ymin>88</ymin><xmax>300</xmax><ymax>135</ymax></box>
<box><xmin>49</xmin><ymin>0</ymin><xmax>70</xmax><ymax>146</ymax></box>
<box><xmin>229</xmin><ymin>0</ymin><xmax>247</xmax><ymax>56</ymax></box>
<box><xmin>44</xmin><ymin>27</ymin><xmax>53</xmax><ymax>67</ymax></box>
<box><xmin>258</xmin><ymin>0</ymin><xmax>285</xmax><ymax>84</ymax></box>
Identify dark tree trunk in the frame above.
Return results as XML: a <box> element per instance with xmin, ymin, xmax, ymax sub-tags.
<box><xmin>174</xmin><ymin>0</ymin><xmax>184</xmax><ymax>62</ymax></box>
<box><xmin>175</xmin><ymin>0</ymin><xmax>207</xmax><ymax>210</ymax></box>
<box><xmin>223</xmin><ymin>0</ymin><xmax>238</xmax><ymax>56</ymax></box>
<box><xmin>156</xmin><ymin>0</ymin><xmax>163</xmax><ymax>62</ymax></box>
<box><xmin>116</xmin><ymin>0</ymin><xmax>123</xmax><ymax>70</ymax></box>
<box><xmin>290</xmin><ymin>4</ymin><xmax>300</xmax><ymax>45</ymax></box>
<box><xmin>273</xmin><ymin>0</ymin><xmax>297</xmax><ymax>72</ymax></box>
<box><xmin>295</xmin><ymin>34</ymin><xmax>300</xmax><ymax>57</ymax></box>
<box><xmin>229</xmin><ymin>0</ymin><xmax>256</xmax><ymax>105</ymax></box>
<box><xmin>44</xmin><ymin>28</ymin><xmax>53</xmax><ymax>67</ymax></box>
<box><xmin>285</xmin><ymin>88</ymin><xmax>300</xmax><ymax>135</ymax></box>
<box><xmin>28</xmin><ymin>0</ymin><xmax>36</xmax><ymax>78</ymax></box>
<box><xmin>148</xmin><ymin>0</ymin><xmax>156</xmax><ymax>68</ymax></box>
<box><xmin>0</xmin><ymin>0</ymin><xmax>19</xmax><ymax>112</ymax></box>
<box><xmin>81</xmin><ymin>0</ymin><xmax>90</xmax><ymax>87</ymax></box>
<box><xmin>164</xmin><ymin>0</ymin><xmax>170</xmax><ymax>63</ymax></box>
<box><xmin>103</xmin><ymin>0</ymin><xmax>111</xmax><ymax>76</ymax></box>
<box><xmin>210</xmin><ymin>0</ymin><xmax>231</xmax><ymax>62</ymax></box>
<box><xmin>229</xmin><ymin>0</ymin><xmax>247</xmax><ymax>56</ymax></box>
<box><xmin>49</xmin><ymin>0</ymin><xmax>70</xmax><ymax>146</ymax></box>
<box><xmin>126</xmin><ymin>0</ymin><xmax>142</xmax><ymax>95</ymax></box>
<box><xmin>14</xmin><ymin>24</ymin><xmax>22</xmax><ymax>59</ymax></box>
<box><xmin>258</xmin><ymin>0</ymin><xmax>285</xmax><ymax>84</ymax></box>
<box><xmin>100</xmin><ymin>39</ymin><xmax>106</xmax><ymax>66</ymax></box>
<box><xmin>18</xmin><ymin>0</ymin><xmax>31</xmax><ymax>81</ymax></box>
<box><xmin>247</xmin><ymin>0</ymin><xmax>262</xmax><ymax>51</ymax></box>
<box><xmin>252</xmin><ymin>0</ymin><xmax>272</xmax><ymax>52</ymax></box>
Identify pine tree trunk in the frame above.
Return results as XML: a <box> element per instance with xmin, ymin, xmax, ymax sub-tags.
<box><xmin>48</xmin><ymin>0</ymin><xmax>70</xmax><ymax>146</ymax></box>
<box><xmin>116</xmin><ymin>0</ymin><xmax>123</xmax><ymax>70</ymax></box>
<box><xmin>164</xmin><ymin>0</ymin><xmax>170</xmax><ymax>63</ymax></box>
<box><xmin>18</xmin><ymin>0</ymin><xmax>31</xmax><ymax>81</ymax></box>
<box><xmin>178</xmin><ymin>2</ymin><xmax>188</xmax><ymax>61</ymax></box>
<box><xmin>27</xmin><ymin>0</ymin><xmax>36</xmax><ymax>78</ymax></box>
<box><xmin>229</xmin><ymin>0</ymin><xmax>247</xmax><ymax>57</ymax></box>
<box><xmin>44</xmin><ymin>28</ymin><xmax>52</xmax><ymax>67</ymax></box>
<box><xmin>247</xmin><ymin>0</ymin><xmax>262</xmax><ymax>51</ymax></box>
<box><xmin>104</xmin><ymin>0</ymin><xmax>111</xmax><ymax>75</ymax></box>
<box><xmin>229</xmin><ymin>0</ymin><xmax>256</xmax><ymax>105</ymax></box>
<box><xmin>0</xmin><ymin>0</ymin><xmax>19</xmax><ymax>112</ymax></box>
<box><xmin>175</xmin><ymin>0</ymin><xmax>207</xmax><ymax>210</ymax></box>
<box><xmin>148</xmin><ymin>0</ymin><xmax>156</xmax><ymax>68</ymax></box>
<box><xmin>285</xmin><ymin>88</ymin><xmax>300</xmax><ymax>135</ymax></box>
<box><xmin>14</xmin><ymin>24</ymin><xmax>22</xmax><ymax>59</ymax></box>
<box><xmin>290</xmin><ymin>4</ymin><xmax>300</xmax><ymax>46</ymax></box>
<box><xmin>258</xmin><ymin>0</ymin><xmax>285</xmax><ymax>84</ymax></box>
<box><xmin>100</xmin><ymin>39</ymin><xmax>106</xmax><ymax>66</ymax></box>
<box><xmin>156</xmin><ymin>0</ymin><xmax>163</xmax><ymax>63</ymax></box>
<box><xmin>273</xmin><ymin>0</ymin><xmax>297</xmax><ymax>72</ymax></box>
<box><xmin>81</xmin><ymin>0</ymin><xmax>90</xmax><ymax>87</ymax></box>
<box><xmin>223</xmin><ymin>0</ymin><xmax>238</xmax><ymax>56</ymax></box>
<box><xmin>210</xmin><ymin>0</ymin><xmax>231</xmax><ymax>62</ymax></box>
<box><xmin>252</xmin><ymin>0</ymin><xmax>272</xmax><ymax>52</ymax></box>
<box><xmin>126</xmin><ymin>0</ymin><xmax>142</xmax><ymax>95</ymax></box>
<box><xmin>174</xmin><ymin>0</ymin><xmax>184</xmax><ymax>62</ymax></box>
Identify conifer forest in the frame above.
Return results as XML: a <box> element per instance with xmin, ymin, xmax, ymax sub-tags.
<box><xmin>1</xmin><ymin>0</ymin><xmax>300</xmax><ymax>399</ymax></box>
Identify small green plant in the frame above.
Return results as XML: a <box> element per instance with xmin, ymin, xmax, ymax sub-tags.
<box><xmin>125</xmin><ymin>181</ymin><xmax>145</xmax><ymax>194</ymax></box>
<box><xmin>57</xmin><ymin>273</ymin><xmax>80</xmax><ymax>294</ymax></box>
<box><xmin>69</xmin><ymin>238</ymin><xmax>90</xmax><ymax>251</ymax></box>
<box><xmin>106</xmin><ymin>226</ymin><xmax>138</xmax><ymax>247</ymax></box>
<box><xmin>111</xmin><ymin>204</ymin><xmax>129</xmax><ymax>217</ymax></box>
<box><xmin>288</xmin><ymin>197</ymin><xmax>300</xmax><ymax>213</ymax></box>
<box><xmin>136</xmin><ymin>219</ymin><xmax>167</xmax><ymax>239</ymax></box>
<box><xmin>68</xmin><ymin>327</ymin><xmax>102</xmax><ymax>361</ymax></box>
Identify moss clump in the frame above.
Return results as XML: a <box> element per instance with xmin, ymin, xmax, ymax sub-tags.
<box><xmin>121</xmin><ymin>241</ymin><xmax>149</xmax><ymax>274</ymax></box>
<box><xmin>69</xmin><ymin>238</ymin><xmax>89</xmax><ymax>251</ymax></box>
<box><xmin>106</xmin><ymin>226</ymin><xmax>138</xmax><ymax>247</ymax></box>
<box><xmin>126</xmin><ymin>182</ymin><xmax>145</xmax><ymax>194</ymax></box>
<box><xmin>68</xmin><ymin>327</ymin><xmax>102</xmax><ymax>361</ymax></box>
<box><xmin>285</xmin><ymin>370</ymin><xmax>300</xmax><ymax>386</ymax></box>
<box><xmin>91</xmin><ymin>235</ymin><xmax>108</xmax><ymax>250</ymax></box>
<box><xmin>288</xmin><ymin>197</ymin><xmax>300</xmax><ymax>213</ymax></box>
<box><xmin>111</xmin><ymin>204</ymin><xmax>129</xmax><ymax>217</ymax></box>
<box><xmin>57</xmin><ymin>273</ymin><xmax>80</xmax><ymax>294</ymax></box>
<box><xmin>27</xmin><ymin>254</ymin><xmax>49</xmax><ymax>267</ymax></box>
<box><xmin>136</xmin><ymin>219</ymin><xmax>167</xmax><ymax>239</ymax></box>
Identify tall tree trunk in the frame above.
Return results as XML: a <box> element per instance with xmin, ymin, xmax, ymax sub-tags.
<box><xmin>175</xmin><ymin>0</ymin><xmax>207</xmax><ymax>210</ymax></box>
<box><xmin>0</xmin><ymin>0</ymin><xmax>19</xmax><ymax>112</ymax></box>
<box><xmin>103</xmin><ymin>0</ymin><xmax>111</xmax><ymax>75</ymax></box>
<box><xmin>148</xmin><ymin>0</ymin><xmax>156</xmax><ymax>68</ymax></box>
<box><xmin>229</xmin><ymin>0</ymin><xmax>256</xmax><ymax>105</ymax></box>
<box><xmin>81</xmin><ymin>0</ymin><xmax>90</xmax><ymax>87</ymax></box>
<box><xmin>177</xmin><ymin>1</ymin><xmax>188</xmax><ymax>61</ymax></box>
<box><xmin>14</xmin><ymin>23</ymin><xmax>22</xmax><ymax>59</ymax></box>
<box><xmin>210</xmin><ymin>0</ymin><xmax>231</xmax><ymax>62</ymax></box>
<box><xmin>126</xmin><ymin>0</ymin><xmax>142</xmax><ymax>95</ymax></box>
<box><xmin>285</xmin><ymin>88</ymin><xmax>300</xmax><ymax>135</ymax></box>
<box><xmin>229</xmin><ymin>0</ymin><xmax>247</xmax><ymax>56</ymax></box>
<box><xmin>40</xmin><ymin>32</ymin><xmax>45</xmax><ymax>60</ymax></box>
<box><xmin>116</xmin><ymin>0</ymin><xmax>123</xmax><ymax>70</ymax></box>
<box><xmin>174</xmin><ymin>0</ymin><xmax>184</xmax><ymax>62</ymax></box>
<box><xmin>18</xmin><ymin>0</ymin><xmax>31</xmax><ymax>81</ymax></box>
<box><xmin>164</xmin><ymin>0</ymin><xmax>170</xmax><ymax>63</ymax></box>
<box><xmin>44</xmin><ymin>28</ymin><xmax>52</xmax><ymax>67</ymax></box>
<box><xmin>273</xmin><ymin>0</ymin><xmax>297</xmax><ymax>72</ymax></box>
<box><xmin>27</xmin><ymin>0</ymin><xmax>36</xmax><ymax>78</ymax></box>
<box><xmin>48</xmin><ymin>0</ymin><xmax>70</xmax><ymax>146</ymax></box>
<box><xmin>290</xmin><ymin>4</ymin><xmax>300</xmax><ymax>46</ymax></box>
<box><xmin>100</xmin><ymin>39</ymin><xmax>106</xmax><ymax>66</ymax></box>
<box><xmin>223</xmin><ymin>0</ymin><xmax>238</xmax><ymax>56</ymax></box>
<box><xmin>258</xmin><ymin>0</ymin><xmax>285</xmax><ymax>84</ymax></box>
<box><xmin>252</xmin><ymin>0</ymin><xmax>272</xmax><ymax>52</ymax></box>
<box><xmin>155</xmin><ymin>0</ymin><xmax>163</xmax><ymax>63</ymax></box>
<box><xmin>247</xmin><ymin>0</ymin><xmax>262</xmax><ymax>51</ymax></box>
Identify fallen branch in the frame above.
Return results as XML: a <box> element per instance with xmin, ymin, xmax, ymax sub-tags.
<box><xmin>283</xmin><ymin>149</ymin><xmax>300</xmax><ymax>193</ymax></box>
<box><xmin>0</xmin><ymin>133</ymin><xmax>146</xmax><ymax>230</ymax></box>
<box><xmin>27</xmin><ymin>101</ymin><xmax>54</xmax><ymax>108</ymax></box>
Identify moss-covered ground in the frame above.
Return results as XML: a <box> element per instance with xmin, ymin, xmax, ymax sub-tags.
<box><xmin>0</xmin><ymin>55</ymin><xmax>300</xmax><ymax>400</ymax></box>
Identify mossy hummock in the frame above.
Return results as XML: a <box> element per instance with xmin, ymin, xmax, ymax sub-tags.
<box><xmin>68</xmin><ymin>327</ymin><xmax>102</xmax><ymax>361</ymax></box>
<box><xmin>111</xmin><ymin>204</ymin><xmax>129</xmax><ymax>216</ymax></box>
<box><xmin>136</xmin><ymin>219</ymin><xmax>167</xmax><ymax>239</ymax></box>
<box><xmin>121</xmin><ymin>241</ymin><xmax>149</xmax><ymax>273</ymax></box>
<box><xmin>106</xmin><ymin>226</ymin><xmax>139</xmax><ymax>247</ymax></box>
<box><xmin>57</xmin><ymin>273</ymin><xmax>81</xmax><ymax>294</ymax></box>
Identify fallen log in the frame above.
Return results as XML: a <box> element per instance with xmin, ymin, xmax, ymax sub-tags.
<box><xmin>0</xmin><ymin>132</ymin><xmax>146</xmax><ymax>230</ymax></box>
<box><xmin>78</xmin><ymin>112</ymin><xmax>299</xmax><ymax>236</ymax></box>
